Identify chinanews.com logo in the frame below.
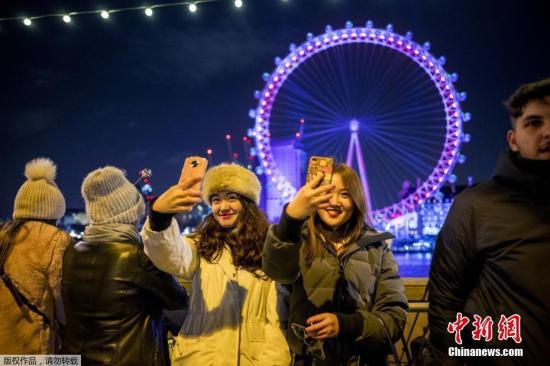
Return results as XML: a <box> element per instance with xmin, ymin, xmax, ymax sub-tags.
<box><xmin>446</xmin><ymin>313</ymin><xmax>524</xmax><ymax>357</ymax></box>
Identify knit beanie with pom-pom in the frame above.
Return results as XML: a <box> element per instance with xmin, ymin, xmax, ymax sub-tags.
<box><xmin>13</xmin><ymin>158</ymin><xmax>66</xmax><ymax>220</ymax></box>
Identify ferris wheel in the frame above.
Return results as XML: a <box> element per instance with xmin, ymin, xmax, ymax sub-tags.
<box><xmin>249</xmin><ymin>21</ymin><xmax>471</xmax><ymax>223</ymax></box>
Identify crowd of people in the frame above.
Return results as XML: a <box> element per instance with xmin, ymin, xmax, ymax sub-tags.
<box><xmin>0</xmin><ymin>78</ymin><xmax>548</xmax><ymax>365</ymax></box>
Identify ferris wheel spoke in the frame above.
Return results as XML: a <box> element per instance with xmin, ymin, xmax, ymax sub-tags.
<box><xmin>328</xmin><ymin>45</ymin><xmax>363</xmax><ymax>114</ymax></box>
<box><xmin>368</xmin><ymin>123</ymin><xmax>446</xmax><ymax>141</ymax></box>
<box><xmin>361</xmin><ymin>47</ymin><xmax>410</xmax><ymax>110</ymax></box>
<box><xmin>377</xmin><ymin>161</ymin><xmax>415</xmax><ymax>203</ymax></box>
<box><xmin>369</xmin><ymin>121</ymin><xmax>442</xmax><ymax>133</ymax></box>
<box><xmin>383</xmin><ymin>65</ymin><xmax>435</xmax><ymax>101</ymax></box>
<box><xmin>312</xmin><ymin>139</ymin><xmax>348</xmax><ymax>162</ymax></box>
<box><xmin>305</xmin><ymin>134</ymin><xmax>347</xmax><ymax>157</ymax></box>
<box><xmin>364</xmin><ymin>119</ymin><xmax>445</xmax><ymax>136</ymax></box>
<box><xmin>353</xmin><ymin>121</ymin><xmax>441</xmax><ymax>178</ymax></box>
<box><xmin>390</xmin><ymin>93</ymin><xmax>443</xmax><ymax>115</ymax></box>
<box><xmin>303</xmin><ymin>126</ymin><xmax>347</xmax><ymax>139</ymax></box>
<box><xmin>366</xmin><ymin>134</ymin><xmax>444</xmax><ymax>156</ymax></box>
<box><xmin>361</xmin><ymin>69</ymin><xmax>436</xmax><ymax>118</ymax></box>
<box><xmin>272</xmin><ymin>100</ymin><xmax>341</xmax><ymax>123</ymax></box>
<box><xmin>369</xmin><ymin>107</ymin><xmax>442</xmax><ymax>126</ymax></box>
<box><xmin>362</xmin><ymin>147</ymin><xmax>410</xmax><ymax>207</ymax></box>
<box><xmin>270</xmin><ymin>115</ymin><xmax>344</xmax><ymax>132</ymax></box>
<box><xmin>316</xmin><ymin>47</ymin><xmax>352</xmax><ymax>114</ymax></box>
<box><xmin>372</xmin><ymin>97</ymin><xmax>444</xmax><ymax>121</ymax></box>
<box><xmin>271</xmin><ymin>100</ymin><xmax>346</xmax><ymax>123</ymax></box>
<box><xmin>282</xmin><ymin>72</ymin><xmax>344</xmax><ymax>116</ymax></box>
<box><xmin>303</xmin><ymin>133</ymin><xmax>347</xmax><ymax>152</ymax></box>
<box><xmin>367</xmin><ymin>86</ymin><xmax>443</xmax><ymax>119</ymax></box>
<box><xmin>333</xmin><ymin>138</ymin><xmax>349</xmax><ymax>162</ymax></box>
<box><xmin>298</xmin><ymin>58</ymin><xmax>344</xmax><ymax>111</ymax></box>
<box><xmin>357</xmin><ymin>46</ymin><xmax>421</xmax><ymax>116</ymax></box>
<box><xmin>334</xmin><ymin>45</ymin><xmax>362</xmax><ymax>115</ymax></box>
<box><xmin>369</xmin><ymin>110</ymin><xmax>444</xmax><ymax>128</ymax></box>
<box><xmin>295</xmin><ymin>57</ymin><xmax>350</xmax><ymax>114</ymax></box>
<box><xmin>277</xmin><ymin>79</ymin><xmax>346</xmax><ymax>120</ymax></box>
<box><xmin>364</xmin><ymin>132</ymin><xmax>436</xmax><ymax>175</ymax></box>
<box><xmin>365</xmin><ymin>129</ymin><xmax>443</xmax><ymax>167</ymax></box>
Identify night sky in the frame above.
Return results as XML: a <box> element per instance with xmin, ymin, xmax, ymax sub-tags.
<box><xmin>1</xmin><ymin>0</ymin><xmax>548</xmax><ymax>218</ymax></box>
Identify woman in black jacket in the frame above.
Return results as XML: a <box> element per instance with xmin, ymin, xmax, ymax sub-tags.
<box><xmin>61</xmin><ymin>166</ymin><xmax>187</xmax><ymax>365</ymax></box>
<box><xmin>263</xmin><ymin>163</ymin><xmax>408</xmax><ymax>366</ymax></box>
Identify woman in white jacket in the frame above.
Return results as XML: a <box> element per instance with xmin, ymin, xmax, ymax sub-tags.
<box><xmin>141</xmin><ymin>163</ymin><xmax>291</xmax><ymax>366</ymax></box>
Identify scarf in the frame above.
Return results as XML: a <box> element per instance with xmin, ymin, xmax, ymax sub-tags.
<box><xmin>83</xmin><ymin>223</ymin><xmax>141</xmax><ymax>244</ymax></box>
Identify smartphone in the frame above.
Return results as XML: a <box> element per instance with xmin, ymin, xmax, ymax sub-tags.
<box><xmin>179</xmin><ymin>156</ymin><xmax>208</xmax><ymax>190</ymax></box>
<box><xmin>291</xmin><ymin>323</ymin><xmax>308</xmax><ymax>340</ymax></box>
<box><xmin>307</xmin><ymin>156</ymin><xmax>334</xmax><ymax>186</ymax></box>
<box><xmin>290</xmin><ymin>323</ymin><xmax>326</xmax><ymax>360</ymax></box>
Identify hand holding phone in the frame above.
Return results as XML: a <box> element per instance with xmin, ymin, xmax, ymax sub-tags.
<box><xmin>285</xmin><ymin>156</ymin><xmax>335</xmax><ymax>220</ymax></box>
<box><xmin>290</xmin><ymin>323</ymin><xmax>326</xmax><ymax>360</ymax></box>
<box><xmin>179</xmin><ymin>156</ymin><xmax>208</xmax><ymax>190</ymax></box>
<box><xmin>307</xmin><ymin>156</ymin><xmax>334</xmax><ymax>186</ymax></box>
<box><xmin>152</xmin><ymin>177</ymin><xmax>203</xmax><ymax>214</ymax></box>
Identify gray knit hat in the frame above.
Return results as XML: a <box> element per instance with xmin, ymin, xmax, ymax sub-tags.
<box><xmin>81</xmin><ymin>166</ymin><xmax>145</xmax><ymax>225</ymax></box>
<box><xmin>202</xmin><ymin>163</ymin><xmax>261</xmax><ymax>205</ymax></box>
<box><xmin>13</xmin><ymin>158</ymin><xmax>66</xmax><ymax>220</ymax></box>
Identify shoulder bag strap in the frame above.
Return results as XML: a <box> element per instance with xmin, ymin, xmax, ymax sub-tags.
<box><xmin>0</xmin><ymin>265</ymin><xmax>51</xmax><ymax>326</ymax></box>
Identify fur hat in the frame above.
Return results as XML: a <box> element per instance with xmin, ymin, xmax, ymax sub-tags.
<box><xmin>81</xmin><ymin>166</ymin><xmax>145</xmax><ymax>225</ymax></box>
<box><xmin>13</xmin><ymin>158</ymin><xmax>66</xmax><ymax>220</ymax></box>
<box><xmin>202</xmin><ymin>163</ymin><xmax>261</xmax><ymax>205</ymax></box>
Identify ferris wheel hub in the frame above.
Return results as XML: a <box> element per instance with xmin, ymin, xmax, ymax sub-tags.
<box><xmin>349</xmin><ymin>119</ymin><xmax>360</xmax><ymax>132</ymax></box>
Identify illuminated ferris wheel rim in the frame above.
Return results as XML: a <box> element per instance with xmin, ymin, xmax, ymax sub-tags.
<box><xmin>251</xmin><ymin>21</ymin><xmax>470</xmax><ymax>222</ymax></box>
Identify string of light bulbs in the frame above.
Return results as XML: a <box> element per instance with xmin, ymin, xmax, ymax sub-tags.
<box><xmin>0</xmin><ymin>0</ymin><xmax>245</xmax><ymax>26</ymax></box>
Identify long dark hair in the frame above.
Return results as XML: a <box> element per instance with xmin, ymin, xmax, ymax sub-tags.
<box><xmin>192</xmin><ymin>194</ymin><xmax>269</xmax><ymax>274</ymax></box>
<box><xmin>0</xmin><ymin>220</ymin><xmax>28</xmax><ymax>267</ymax></box>
<box><xmin>303</xmin><ymin>163</ymin><xmax>372</xmax><ymax>264</ymax></box>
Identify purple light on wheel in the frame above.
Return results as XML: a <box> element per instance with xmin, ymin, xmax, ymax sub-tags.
<box><xmin>250</xmin><ymin>21</ymin><xmax>470</xmax><ymax>222</ymax></box>
<box><xmin>350</xmin><ymin>119</ymin><xmax>360</xmax><ymax>132</ymax></box>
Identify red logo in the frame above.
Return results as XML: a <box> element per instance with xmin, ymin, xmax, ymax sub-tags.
<box><xmin>447</xmin><ymin>313</ymin><xmax>522</xmax><ymax>344</ymax></box>
<box><xmin>447</xmin><ymin>312</ymin><xmax>470</xmax><ymax>345</ymax></box>
<box><xmin>497</xmin><ymin>314</ymin><xmax>522</xmax><ymax>344</ymax></box>
<box><xmin>472</xmin><ymin>315</ymin><xmax>494</xmax><ymax>342</ymax></box>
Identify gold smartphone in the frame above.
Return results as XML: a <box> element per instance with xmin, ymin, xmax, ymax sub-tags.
<box><xmin>307</xmin><ymin>156</ymin><xmax>334</xmax><ymax>186</ymax></box>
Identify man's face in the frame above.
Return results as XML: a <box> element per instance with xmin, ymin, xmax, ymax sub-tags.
<box><xmin>507</xmin><ymin>97</ymin><xmax>550</xmax><ymax>160</ymax></box>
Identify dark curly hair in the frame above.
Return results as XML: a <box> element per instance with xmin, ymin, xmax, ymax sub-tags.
<box><xmin>192</xmin><ymin>194</ymin><xmax>269</xmax><ymax>274</ymax></box>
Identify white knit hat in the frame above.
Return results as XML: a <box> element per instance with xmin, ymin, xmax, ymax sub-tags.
<box><xmin>81</xmin><ymin>166</ymin><xmax>145</xmax><ymax>225</ymax></box>
<box><xmin>202</xmin><ymin>163</ymin><xmax>261</xmax><ymax>205</ymax></box>
<box><xmin>13</xmin><ymin>158</ymin><xmax>66</xmax><ymax>220</ymax></box>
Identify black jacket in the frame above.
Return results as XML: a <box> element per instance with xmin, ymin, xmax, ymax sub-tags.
<box><xmin>428</xmin><ymin>151</ymin><xmax>550</xmax><ymax>365</ymax></box>
<box><xmin>264</xmin><ymin>212</ymin><xmax>408</xmax><ymax>366</ymax></box>
<box><xmin>62</xmin><ymin>240</ymin><xmax>187</xmax><ymax>365</ymax></box>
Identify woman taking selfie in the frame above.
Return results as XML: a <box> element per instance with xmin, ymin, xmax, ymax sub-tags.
<box><xmin>263</xmin><ymin>163</ymin><xmax>408</xmax><ymax>366</ymax></box>
<box><xmin>142</xmin><ymin>163</ymin><xmax>291</xmax><ymax>366</ymax></box>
